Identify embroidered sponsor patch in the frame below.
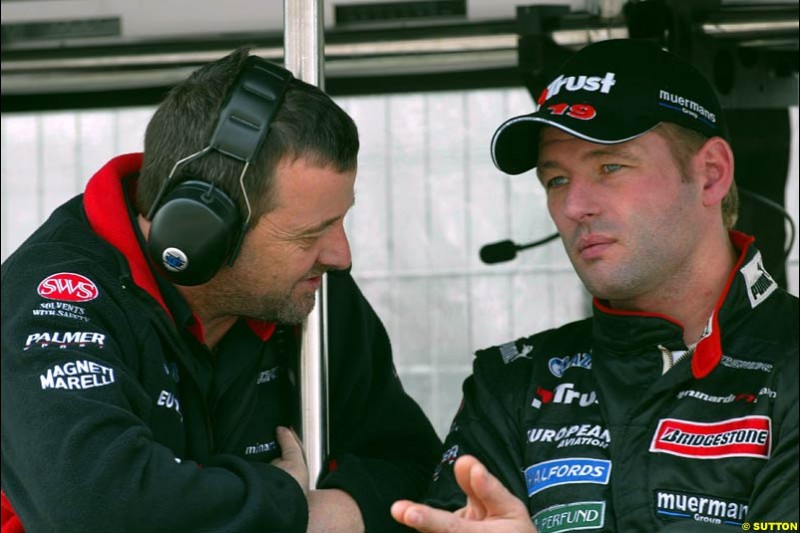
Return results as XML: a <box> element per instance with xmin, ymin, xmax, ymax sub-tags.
<box><xmin>499</xmin><ymin>342</ymin><xmax>533</xmax><ymax>364</ymax></box>
<box><xmin>157</xmin><ymin>390</ymin><xmax>182</xmax><ymax>420</ymax></box>
<box><xmin>525</xmin><ymin>458</ymin><xmax>611</xmax><ymax>496</ymax></box>
<box><xmin>527</xmin><ymin>424</ymin><xmax>610</xmax><ymax>449</ymax></box>
<box><xmin>533</xmin><ymin>501</ymin><xmax>606</xmax><ymax>533</ymax></box>
<box><xmin>37</xmin><ymin>273</ymin><xmax>99</xmax><ymax>302</ymax></box>
<box><xmin>39</xmin><ymin>360</ymin><xmax>115</xmax><ymax>390</ymax></box>
<box><xmin>532</xmin><ymin>383</ymin><xmax>597</xmax><ymax>410</ymax></box>
<box><xmin>24</xmin><ymin>331</ymin><xmax>106</xmax><ymax>350</ymax></box>
<box><xmin>740</xmin><ymin>252</ymin><xmax>777</xmax><ymax>308</ymax></box>
<box><xmin>245</xmin><ymin>440</ymin><xmax>277</xmax><ymax>456</ymax></box>
<box><xmin>720</xmin><ymin>355</ymin><xmax>773</xmax><ymax>373</ymax></box>
<box><xmin>548</xmin><ymin>352</ymin><xmax>592</xmax><ymax>377</ymax></box>
<box><xmin>654</xmin><ymin>489</ymin><xmax>748</xmax><ymax>526</ymax></box>
<box><xmin>650</xmin><ymin>416</ymin><xmax>771</xmax><ymax>459</ymax></box>
<box><xmin>433</xmin><ymin>444</ymin><xmax>460</xmax><ymax>481</ymax></box>
<box><xmin>31</xmin><ymin>301</ymin><xmax>90</xmax><ymax>323</ymax></box>
<box><xmin>256</xmin><ymin>366</ymin><xmax>280</xmax><ymax>384</ymax></box>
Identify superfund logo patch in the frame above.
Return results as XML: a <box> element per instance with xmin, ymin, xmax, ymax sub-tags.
<box><xmin>533</xmin><ymin>501</ymin><xmax>606</xmax><ymax>533</ymax></box>
<box><xmin>37</xmin><ymin>273</ymin><xmax>99</xmax><ymax>302</ymax></box>
<box><xmin>525</xmin><ymin>458</ymin><xmax>611</xmax><ymax>496</ymax></box>
<box><xmin>650</xmin><ymin>416</ymin><xmax>771</xmax><ymax>459</ymax></box>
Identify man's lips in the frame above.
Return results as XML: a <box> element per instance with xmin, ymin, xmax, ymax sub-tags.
<box><xmin>577</xmin><ymin>236</ymin><xmax>616</xmax><ymax>259</ymax></box>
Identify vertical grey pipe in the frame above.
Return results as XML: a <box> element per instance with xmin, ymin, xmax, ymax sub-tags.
<box><xmin>284</xmin><ymin>0</ymin><xmax>329</xmax><ymax>488</ymax></box>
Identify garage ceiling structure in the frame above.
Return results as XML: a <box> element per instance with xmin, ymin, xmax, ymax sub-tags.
<box><xmin>1</xmin><ymin>0</ymin><xmax>797</xmax><ymax>111</ymax></box>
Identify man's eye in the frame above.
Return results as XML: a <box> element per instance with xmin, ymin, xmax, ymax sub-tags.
<box><xmin>602</xmin><ymin>163</ymin><xmax>623</xmax><ymax>173</ymax></box>
<box><xmin>545</xmin><ymin>176</ymin><xmax>568</xmax><ymax>190</ymax></box>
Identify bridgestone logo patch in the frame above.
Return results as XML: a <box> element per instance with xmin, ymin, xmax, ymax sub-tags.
<box><xmin>533</xmin><ymin>501</ymin><xmax>606</xmax><ymax>533</ymax></box>
<box><xmin>650</xmin><ymin>417</ymin><xmax>771</xmax><ymax>459</ymax></box>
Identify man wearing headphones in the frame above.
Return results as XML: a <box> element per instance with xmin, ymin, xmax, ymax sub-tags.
<box><xmin>1</xmin><ymin>49</ymin><xmax>440</xmax><ymax>532</ymax></box>
<box><xmin>392</xmin><ymin>39</ymin><xmax>798</xmax><ymax>532</ymax></box>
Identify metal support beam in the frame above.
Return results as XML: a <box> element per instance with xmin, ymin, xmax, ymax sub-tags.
<box><xmin>284</xmin><ymin>0</ymin><xmax>329</xmax><ymax>488</ymax></box>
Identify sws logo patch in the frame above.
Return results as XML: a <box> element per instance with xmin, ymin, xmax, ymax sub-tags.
<box><xmin>525</xmin><ymin>457</ymin><xmax>611</xmax><ymax>496</ymax></box>
<box><xmin>650</xmin><ymin>416</ymin><xmax>771</xmax><ymax>459</ymax></box>
<box><xmin>37</xmin><ymin>273</ymin><xmax>99</xmax><ymax>302</ymax></box>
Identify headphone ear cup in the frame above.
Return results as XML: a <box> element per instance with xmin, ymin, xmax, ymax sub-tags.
<box><xmin>148</xmin><ymin>180</ymin><xmax>242</xmax><ymax>286</ymax></box>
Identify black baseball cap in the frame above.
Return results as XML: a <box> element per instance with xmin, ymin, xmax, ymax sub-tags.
<box><xmin>491</xmin><ymin>39</ymin><xmax>730</xmax><ymax>175</ymax></box>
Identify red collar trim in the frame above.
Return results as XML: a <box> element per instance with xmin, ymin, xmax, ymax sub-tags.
<box><xmin>691</xmin><ymin>230</ymin><xmax>754</xmax><ymax>379</ymax></box>
<box><xmin>593</xmin><ymin>231</ymin><xmax>755</xmax><ymax>379</ymax></box>
<box><xmin>83</xmin><ymin>153</ymin><xmax>172</xmax><ymax>319</ymax></box>
<box><xmin>245</xmin><ymin>319</ymin><xmax>277</xmax><ymax>341</ymax></box>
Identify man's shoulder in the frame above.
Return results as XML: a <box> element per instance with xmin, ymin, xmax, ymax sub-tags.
<box><xmin>473</xmin><ymin>318</ymin><xmax>594</xmax><ymax>374</ymax></box>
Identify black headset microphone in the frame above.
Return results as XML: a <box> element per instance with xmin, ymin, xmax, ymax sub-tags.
<box><xmin>479</xmin><ymin>232</ymin><xmax>560</xmax><ymax>264</ymax></box>
<box><xmin>146</xmin><ymin>57</ymin><xmax>293</xmax><ymax>286</ymax></box>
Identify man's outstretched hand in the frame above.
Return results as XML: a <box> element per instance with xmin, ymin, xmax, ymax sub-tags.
<box><xmin>391</xmin><ymin>455</ymin><xmax>537</xmax><ymax>533</ymax></box>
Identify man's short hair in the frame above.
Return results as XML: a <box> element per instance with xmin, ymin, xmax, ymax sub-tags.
<box><xmin>655</xmin><ymin>122</ymin><xmax>739</xmax><ymax>230</ymax></box>
<box><xmin>137</xmin><ymin>48</ymin><xmax>359</xmax><ymax>220</ymax></box>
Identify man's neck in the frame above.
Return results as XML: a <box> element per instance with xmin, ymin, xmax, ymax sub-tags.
<box><xmin>608</xmin><ymin>230</ymin><xmax>738</xmax><ymax>346</ymax></box>
<box><xmin>176</xmin><ymin>285</ymin><xmax>238</xmax><ymax>349</ymax></box>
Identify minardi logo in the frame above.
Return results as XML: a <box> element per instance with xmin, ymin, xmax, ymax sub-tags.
<box><xmin>655</xmin><ymin>489</ymin><xmax>748</xmax><ymax>526</ymax></box>
<box><xmin>538</xmin><ymin>72</ymin><xmax>616</xmax><ymax>104</ymax></box>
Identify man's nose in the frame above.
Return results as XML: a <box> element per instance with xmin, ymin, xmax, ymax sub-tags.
<box><xmin>319</xmin><ymin>222</ymin><xmax>351</xmax><ymax>271</ymax></box>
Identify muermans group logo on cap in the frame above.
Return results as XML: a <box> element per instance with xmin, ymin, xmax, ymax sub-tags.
<box><xmin>538</xmin><ymin>72</ymin><xmax>617</xmax><ymax>105</ymax></box>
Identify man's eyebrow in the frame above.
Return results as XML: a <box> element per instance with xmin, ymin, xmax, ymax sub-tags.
<box><xmin>582</xmin><ymin>147</ymin><xmax>643</xmax><ymax>162</ymax></box>
<box><xmin>537</xmin><ymin>146</ymin><xmax>643</xmax><ymax>175</ymax></box>
<box><xmin>300</xmin><ymin>196</ymin><xmax>356</xmax><ymax>234</ymax></box>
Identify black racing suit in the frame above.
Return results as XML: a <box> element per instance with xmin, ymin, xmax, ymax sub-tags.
<box><xmin>426</xmin><ymin>231</ymin><xmax>798</xmax><ymax>532</ymax></box>
<box><xmin>1</xmin><ymin>153</ymin><xmax>441</xmax><ymax>533</ymax></box>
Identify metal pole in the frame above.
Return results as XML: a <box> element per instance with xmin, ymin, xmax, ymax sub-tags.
<box><xmin>284</xmin><ymin>0</ymin><xmax>328</xmax><ymax>488</ymax></box>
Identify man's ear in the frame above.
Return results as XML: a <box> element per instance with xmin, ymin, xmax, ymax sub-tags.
<box><xmin>693</xmin><ymin>137</ymin><xmax>735</xmax><ymax>208</ymax></box>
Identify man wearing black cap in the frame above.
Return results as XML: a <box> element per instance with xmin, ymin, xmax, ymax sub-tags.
<box><xmin>392</xmin><ymin>39</ymin><xmax>798</xmax><ymax>532</ymax></box>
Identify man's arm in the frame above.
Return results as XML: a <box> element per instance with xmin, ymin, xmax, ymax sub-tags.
<box><xmin>315</xmin><ymin>272</ymin><xmax>442</xmax><ymax>533</ymax></box>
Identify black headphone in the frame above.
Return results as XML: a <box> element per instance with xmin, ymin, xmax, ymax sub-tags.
<box><xmin>146</xmin><ymin>56</ymin><xmax>293</xmax><ymax>286</ymax></box>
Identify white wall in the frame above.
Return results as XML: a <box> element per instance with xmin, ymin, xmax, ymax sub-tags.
<box><xmin>1</xmin><ymin>97</ymin><xmax>797</xmax><ymax>437</ymax></box>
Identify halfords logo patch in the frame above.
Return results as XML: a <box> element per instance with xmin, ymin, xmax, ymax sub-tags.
<box><xmin>525</xmin><ymin>458</ymin><xmax>611</xmax><ymax>496</ymax></box>
<box><xmin>533</xmin><ymin>501</ymin><xmax>606</xmax><ymax>533</ymax></box>
<box><xmin>37</xmin><ymin>273</ymin><xmax>99</xmax><ymax>302</ymax></box>
<box><xmin>650</xmin><ymin>416</ymin><xmax>771</xmax><ymax>459</ymax></box>
<box><xmin>654</xmin><ymin>489</ymin><xmax>748</xmax><ymax>526</ymax></box>
<box><xmin>538</xmin><ymin>72</ymin><xmax>616</xmax><ymax>104</ymax></box>
<box><xmin>24</xmin><ymin>331</ymin><xmax>105</xmax><ymax>350</ymax></box>
<box><xmin>548</xmin><ymin>352</ymin><xmax>592</xmax><ymax>377</ymax></box>
<box><xmin>740</xmin><ymin>252</ymin><xmax>777</xmax><ymax>308</ymax></box>
<box><xmin>39</xmin><ymin>360</ymin><xmax>115</xmax><ymax>390</ymax></box>
<box><xmin>528</xmin><ymin>424</ymin><xmax>610</xmax><ymax>449</ymax></box>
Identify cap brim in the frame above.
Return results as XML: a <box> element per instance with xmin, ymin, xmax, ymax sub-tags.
<box><xmin>491</xmin><ymin>113</ymin><xmax>660</xmax><ymax>176</ymax></box>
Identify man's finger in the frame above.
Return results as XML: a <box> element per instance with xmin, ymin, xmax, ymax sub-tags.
<box><xmin>276</xmin><ymin>426</ymin><xmax>306</xmax><ymax>463</ymax></box>
<box><xmin>463</xmin><ymin>457</ymin><xmax>528</xmax><ymax>518</ymax></box>
<box><xmin>391</xmin><ymin>501</ymin><xmax>482</xmax><ymax>533</ymax></box>
<box><xmin>453</xmin><ymin>456</ymin><xmax>487</xmax><ymax>520</ymax></box>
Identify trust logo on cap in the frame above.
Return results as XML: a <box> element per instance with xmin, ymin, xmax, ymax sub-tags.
<box><xmin>538</xmin><ymin>72</ymin><xmax>617</xmax><ymax>105</ymax></box>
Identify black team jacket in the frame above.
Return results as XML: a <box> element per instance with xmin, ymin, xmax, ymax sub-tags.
<box><xmin>425</xmin><ymin>231</ymin><xmax>798</xmax><ymax>532</ymax></box>
<box><xmin>1</xmin><ymin>153</ymin><xmax>441</xmax><ymax>533</ymax></box>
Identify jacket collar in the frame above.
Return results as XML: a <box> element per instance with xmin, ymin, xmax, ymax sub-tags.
<box><xmin>592</xmin><ymin>231</ymin><xmax>775</xmax><ymax>379</ymax></box>
<box><xmin>82</xmin><ymin>153</ymin><xmax>275</xmax><ymax>342</ymax></box>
